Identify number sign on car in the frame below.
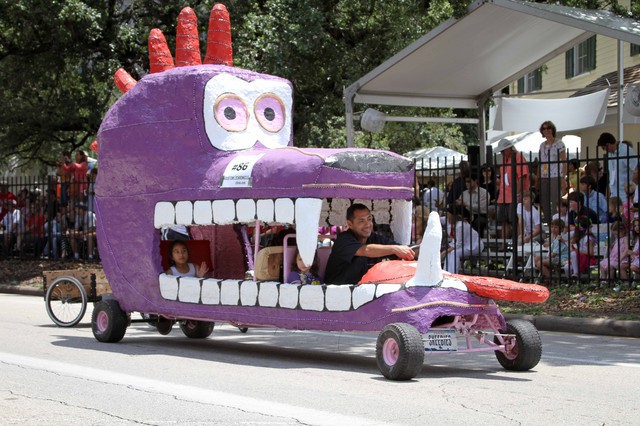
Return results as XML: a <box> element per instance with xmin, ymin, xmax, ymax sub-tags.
<box><xmin>424</xmin><ymin>329</ymin><xmax>458</xmax><ymax>352</ymax></box>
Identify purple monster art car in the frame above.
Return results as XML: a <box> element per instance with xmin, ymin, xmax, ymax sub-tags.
<box><xmin>91</xmin><ymin>4</ymin><xmax>549</xmax><ymax>380</ymax></box>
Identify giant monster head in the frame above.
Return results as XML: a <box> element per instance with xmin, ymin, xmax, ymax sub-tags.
<box><xmin>96</xmin><ymin>5</ymin><xmax>415</xmax><ymax>313</ymax></box>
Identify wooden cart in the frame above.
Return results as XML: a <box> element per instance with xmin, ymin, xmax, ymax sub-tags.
<box><xmin>43</xmin><ymin>269</ymin><xmax>111</xmax><ymax>327</ymax></box>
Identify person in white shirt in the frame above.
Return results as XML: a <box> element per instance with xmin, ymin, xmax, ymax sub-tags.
<box><xmin>422</xmin><ymin>179</ymin><xmax>443</xmax><ymax>213</ymax></box>
<box><xmin>69</xmin><ymin>202</ymin><xmax>96</xmax><ymax>260</ymax></box>
<box><xmin>598</xmin><ymin>133</ymin><xmax>638</xmax><ymax>202</ymax></box>
<box><xmin>1</xmin><ymin>199</ymin><xmax>21</xmax><ymax>256</ymax></box>
<box><xmin>517</xmin><ymin>191</ymin><xmax>543</xmax><ymax>245</ymax></box>
<box><xmin>443</xmin><ymin>206</ymin><xmax>483</xmax><ymax>274</ymax></box>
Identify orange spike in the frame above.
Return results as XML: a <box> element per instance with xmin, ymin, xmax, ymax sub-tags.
<box><xmin>114</xmin><ymin>68</ymin><xmax>137</xmax><ymax>94</ymax></box>
<box><xmin>204</xmin><ymin>3</ymin><xmax>233</xmax><ymax>66</ymax></box>
<box><xmin>176</xmin><ymin>7</ymin><xmax>202</xmax><ymax>67</ymax></box>
<box><xmin>148</xmin><ymin>28</ymin><xmax>175</xmax><ymax>73</ymax></box>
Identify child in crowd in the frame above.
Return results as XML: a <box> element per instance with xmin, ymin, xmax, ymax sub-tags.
<box><xmin>564</xmin><ymin>216</ymin><xmax>596</xmax><ymax>278</ymax></box>
<box><xmin>552</xmin><ymin>199</ymin><xmax>570</xmax><ymax>228</ymax></box>
<box><xmin>287</xmin><ymin>248</ymin><xmax>321</xmax><ymax>285</ymax></box>
<box><xmin>599</xmin><ymin>221</ymin><xmax>629</xmax><ymax>280</ymax></box>
<box><xmin>517</xmin><ymin>191</ymin><xmax>543</xmax><ymax>246</ymax></box>
<box><xmin>165</xmin><ymin>240</ymin><xmax>209</xmax><ymax>278</ymax></box>
<box><xmin>535</xmin><ymin>219</ymin><xmax>569</xmax><ymax>283</ymax></box>
<box><xmin>566</xmin><ymin>159</ymin><xmax>580</xmax><ymax>193</ymax></box>
<box><xmin>606</xmin><ymin>196</ymin><xmax>623</xmax><ymax>223</ymax></box>
<box><xmin>629</xmin><ymin>218</ymin><xmax>640</xmax><ymax>277</ymax></box>
<box><xmin>622</xmin><ymin>182</ymin><xmax>637</xmax><ymax>224</ymax></box>
<box><xmin>443</xmin><ymin>206</ymin><xmax>483</xmax><ymax>274</ymax></box>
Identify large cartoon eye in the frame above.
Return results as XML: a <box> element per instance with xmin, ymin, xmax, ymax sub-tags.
<box><xmin>214</xmin><ymin>94</ymin><xmax>248</xmax><ymax>132</ymax></box>
<box><xmin>254</xmin><ymin>94</ymin><xmax>285</xmax><ymax>133</ymax></box>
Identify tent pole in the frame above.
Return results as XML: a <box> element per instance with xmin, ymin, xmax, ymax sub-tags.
<box><xmin>477</xmin><ymin>93</ymin><xmax>489</xmax><ymax>164</ymax></box>
<box><xmin>344</xmin><ymin>86</ymin><xmax>357</xmax><ymax>148</ymax></box>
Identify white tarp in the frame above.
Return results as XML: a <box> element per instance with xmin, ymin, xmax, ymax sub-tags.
<box><xmin>493</xmin><ymin>88</ymin><xmax>610</xmax><ymax>132</ymax></box>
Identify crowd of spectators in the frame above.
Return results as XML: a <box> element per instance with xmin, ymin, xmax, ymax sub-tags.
<box><xmin>0</xmin><ymin>150</ymin><xmax>97</xmax><ymax>261</ymax></box>
<box><xmin>419</xmin><ymin>124</ymin><xmax>640</xmax><ymax>287</ymax></box>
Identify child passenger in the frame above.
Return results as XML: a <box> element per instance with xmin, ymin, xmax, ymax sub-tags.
<box><xmin>287</xmin><ymin>248</ymin><xmax>321</xmax><ymax>285</ymax></box>
<box><xmin>165</xmin><ymin>241</ymin><xmax>209</xmax><ymax>278</ymax></box>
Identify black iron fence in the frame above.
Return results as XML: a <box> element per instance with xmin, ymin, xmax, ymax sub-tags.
<box><xmin>414</xmin><ymin>142</ymin><xmax>640</xmax><ymax>289</ymax></box>
<box><xmin>0</xmin><ymin>175</ymin><xmax>97</xmax><ymax>261</ymax></box>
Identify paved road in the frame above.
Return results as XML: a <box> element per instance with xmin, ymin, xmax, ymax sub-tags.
<box><xmin>2</xmin><ymin>293</ymin><xmax>640</xmax><ymax>425</ymax></box>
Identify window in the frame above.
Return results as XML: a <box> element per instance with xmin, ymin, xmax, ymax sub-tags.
<box><xmin>517</xmin><ymin>68</ymin><xmax>542</xmax><ymax>93</ymax></box>
<box><xmin>632</xmin><ymin>44</ymin><xmax>640</xmax><ymax>56</ymax></box>
<box><xmin>565</xmin><ymin>36</ymin><xmax>596</xmax><ymax>78</ymax></box>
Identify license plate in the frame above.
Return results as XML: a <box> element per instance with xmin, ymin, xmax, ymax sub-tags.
<box><xmin>424</xmin><ymin>329</ymin><xmax>458</xmax><ymax>352</ymax></box>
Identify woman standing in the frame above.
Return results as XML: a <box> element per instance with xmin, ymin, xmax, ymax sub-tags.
<box><xmin>537</xmin><ymin>121</ymin><xmax>566</xmax><ymax>223</ymax></box>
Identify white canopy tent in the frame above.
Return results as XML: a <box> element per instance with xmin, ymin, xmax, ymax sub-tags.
<box><xmin>404</xmin><ymin>146</ymin><xmax>467</xmax><ymax>174</ymax></box>
<box><xmin>344</xmin><ymin>0</ymin><xmax>640</xmax><ymax>158</ymax></box>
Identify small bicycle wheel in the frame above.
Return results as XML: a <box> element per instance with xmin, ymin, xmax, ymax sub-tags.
<box><xmin>45</xmin><ymin>276</ymin><xmax>88</xmax><ymax>327</ymax></box>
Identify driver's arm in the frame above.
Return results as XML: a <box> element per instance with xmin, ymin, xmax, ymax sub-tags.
<box><xmin>354</xmin><ymin>244</ymin><xmax>415</xmax><ymax>260</ymax></box>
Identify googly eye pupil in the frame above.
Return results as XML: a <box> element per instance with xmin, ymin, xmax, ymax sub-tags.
<box><xmin>224</xmin><ymin>107</ymin><xmax>236</xmax><ymax>120</ymax></box>
<box><xmin>264</xmin><ymin>107</ymin><xmax>275</xmax><ymax>121</ymax></box>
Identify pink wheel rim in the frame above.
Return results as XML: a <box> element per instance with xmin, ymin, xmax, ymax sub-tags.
<box><xmin>382</xmin><ymin>338</ymin><xmax>399</xmax><ymax>366</ymax></box>
<box><xmin>503</xmin><ymin>339</ymin><xmax>519</xmax><ymax>360</ymax></box>
<box><xmin>96</xmin><ymin>311</ymin><xmax>109</xmax><ymax>333</ymax></box>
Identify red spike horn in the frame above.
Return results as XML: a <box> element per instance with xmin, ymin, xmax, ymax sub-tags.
<box><xmin>149</xmin><ymin>28</ymin><xmax>175</xmax><ymax>74</ymax></box>
<box><xmin>176</xmin><ymin>7</ymin><xmax>202</xmax><ymax>67</ymax></box>
<box><xmin>204</xmin><ymin>3</ymin><xmax>233</xmax><ymax>66</ymax></box>
<box><xmin>114</xmin><ymin>68</ymin><xmax>137</xmax><ymax>94</ymax></box>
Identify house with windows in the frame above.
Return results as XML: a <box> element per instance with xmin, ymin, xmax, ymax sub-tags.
<box><xmin>509</xmin><ymin>0</ymin><xmax>640</xmax><ymax>150</ymax></box>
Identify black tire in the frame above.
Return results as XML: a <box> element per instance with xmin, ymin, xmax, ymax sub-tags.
<box><xmin>376</xmin><ymin>323</ymin><xmax>424</xmax><ymax>380</ymax></box>
<box><xmin>45</xmin><ymin>276</ymin><xmax>87</xmax><ymax>327</ymax></box>
<box><xmin>156</xmin><ymin>316</ymin><xmax>175</xmax><ymax>335</ymax></box>
<box><xmin>179</xmin><ymin>320</ymin><xmax>214</xmax><ymax>338</ymax></box>
<box><xmin>92</xmin><ymin>299</ymin><xmax>128</xmax><ymax>343</ymax></box>
<box><xmin>495</xmin><ymin>319</ymin><xmax>542</xmax><ymax>371</ymax></box>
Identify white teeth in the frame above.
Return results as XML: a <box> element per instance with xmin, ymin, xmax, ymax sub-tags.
<box><xmin>154</xmin><ymin>197</ymin><xmax>397</xmax><ymax>228</ymax></box>
<box><xmin>390</xmin><ymin>199</ymin><xmax>412</xmax><ymax>245</ymax></box>
<box><xmin>193</xmin><ymin>201</ymin><xmax>213</xmax><ymax>225</ymax></box>
<box><xmin>154</xmin><ymin>202</ymin><xmax>175</xmax><ymax>228</ymax></box>
<box><xmin>274</xmin><ymin>198</ymin><xmax>295</xmax><ymax>223</ymax></box>
<box><xmin>175</xmin><ymin>201</ymin><xmax>194</xmax><ymax>225</ymax></box>
<box><xmin>236</xmin><ymin>199</ymin><xmax>256</xmax><ymax>222</ymax></box>
<box><xmin>294</xmin><ymin>198</ymin><xmax>323</xmax><ymax>267</ymax></box>
<box><xmin>213</xmin><ymin>200</ymin><xmax>236</xmax><ymax>224</ymax></box>
<box><xmin>256</xmin><ymin>199</ymin><xmax>275</xmax><ymax>222</ymax></box>
<box><xmin>159</xmin><ymin>274</ymin><xmax>178</xmax><ymax>300</ymax></box>
<box><xmin>178</xmin><ymin>277</ymin><xmax>201</xmax><ymax>303</ymax></box>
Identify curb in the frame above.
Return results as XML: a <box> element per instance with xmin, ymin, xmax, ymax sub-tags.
<box><xmin>1</xmin><ymin>284</ymin><xmax>639</xmax><ymax>338</ymax></box>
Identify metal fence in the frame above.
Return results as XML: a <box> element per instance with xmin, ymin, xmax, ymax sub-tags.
<box><xmin>414</xmin><ymin>141</ymin><xmax>640</xmax><ymax>289</ymax></box>
<box><xmin>0</xmin><ymin>175</ymin><xmax>97</xmax><ymax>261</ymax></box>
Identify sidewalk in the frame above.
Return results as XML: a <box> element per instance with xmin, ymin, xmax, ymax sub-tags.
<box><xmin>2</xmin><ymin>283</ymin><xmax>639</xmax><ymax>338</ymax></box>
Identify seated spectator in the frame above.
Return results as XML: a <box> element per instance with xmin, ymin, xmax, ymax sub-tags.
<box><xmin>629</xmin><ymin>218</ymin><xmax>640</xmax><ymax>277</ymax></box>
<box><xmin>535</xmin><ymin>220</ymin><xmax>569</xmax><ymax>284</ymax></box>
<box><xmin>566</xmin><ymin>159</ymin><xmax>580</xmax><ymax>193</ymax></box>
<box><xmin>517</xmin><ymin>191</ymin><xmax>543</xmax><ymax>245</ymax></box>
<box><xmin>606</xmin><ymin>196</ymin><xmax>623</xmax><ymax>224</ymax></box>
<box><xmin>623</xmin><ymin>181</ymin><xmax>638</xmax><ymax>223</ymax></box>
<box><xmin>422</xmin><ymin>179</ymin><xmax>443</xmax><ymax>213</ymax></box>
<box><xmin>567</xmin><ymin>191</ymin><xmax>598</xmax><ymax>228</ymax></box>
<box><xmin>23</xmin><ymin>198</ymin><xmax>45</xmax><ymax>257</ymax></box>
<box><xmin>443</xmin><ymin>206</ymin><xmax>483</xmax><ymax>274</ymax></box>
<box><xmin>287</xmin><ymin>248</ymin><xmax>321</xmax><ymax>285</ymax></box>
<box><xmin>584</xmin><ymin>161</ymin><xmax>608</xmax><ymax>196</ymax></box>
<box><xmin>581</xmin><ymin>176</ymin><xmax>607</xmax><ymax>223</ymax></box>
<box><xmin>0</xmin><ymin>199</ymin><xmax>21</xmax><ymax>256</ymax></box>
<box><xmin>69</xmin><ymin>202</ymin><xmax>96</xmax><ymax>260</ymax></box>
<box><xmin>552</xmin><ymin>199</ymin><xmax>570</xmax><ymax>227</ymax></box>
<box><xmin>564</xmin><ymin>216</ymin><xmax>597</xmax><ymax>278</ymax></box>
<box><xmin>456</xmin><ymin>173</ymin><xmax>489</xmax><ymax>237</ymax></box>
<box><xmin>479</xmin><ymin>163</ymin><xmax>497</xmax><ymax>201</ymax></box>
<box><xmin>600</xmin><ymin>221</ymin><xmax>629</xmax><ymax>281</ymax></box>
